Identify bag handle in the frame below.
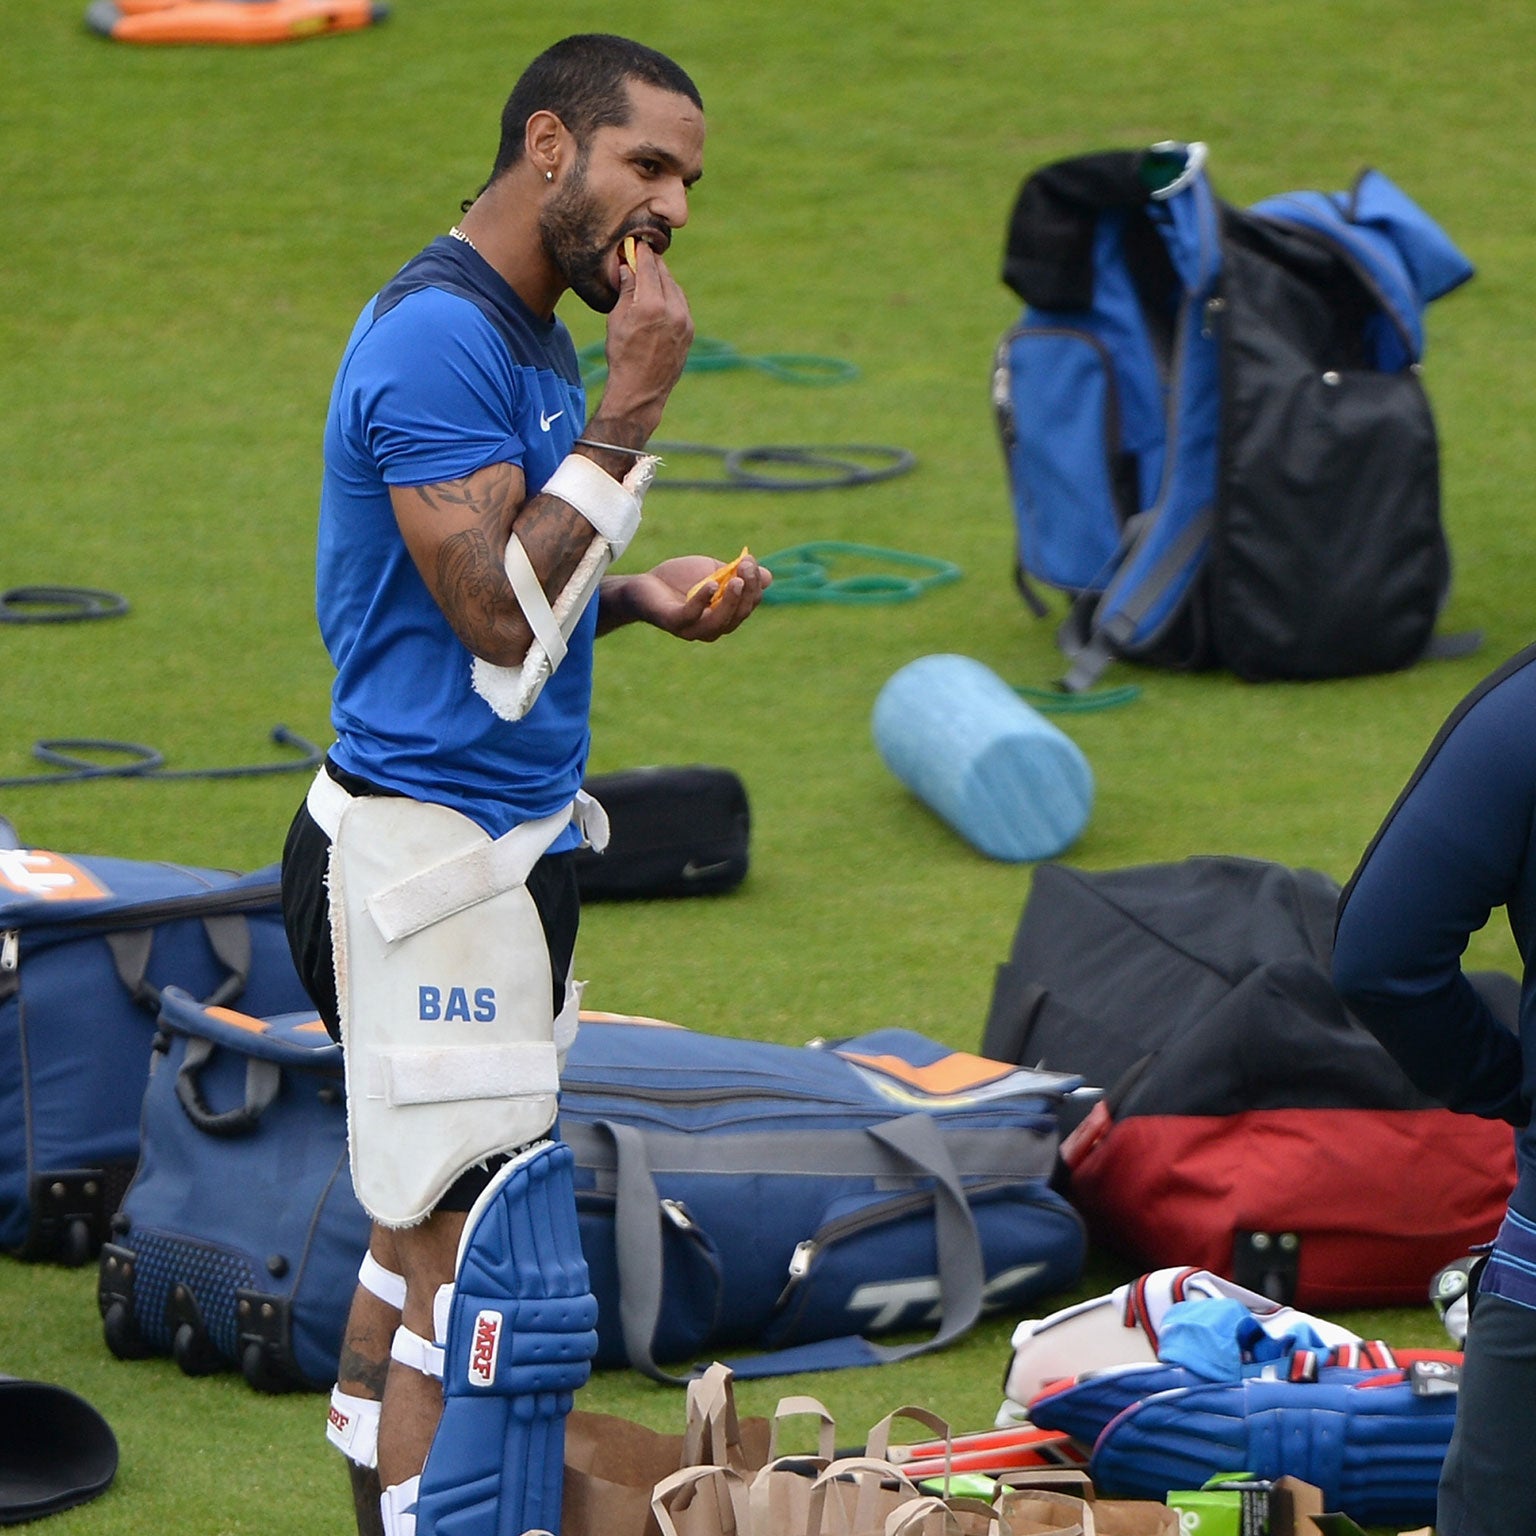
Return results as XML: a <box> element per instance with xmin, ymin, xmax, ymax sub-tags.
<box><xmin>174</xmin><ymin>1035</ymin><xmax>281</xmax><ymax>1137</ymax></box>
<box><xmin>598</xmin><ymin>1118</ymin><xmax>691</xmax><ymax>1383</ymax></box>
<box><xmin>885</xmin><ymin>1494</ymin><xmax>1019</xmax><ymax>1536</ymax></box>
<box><xmin>652</xmin><ymin>1464</ymin><xmax>750</xmax><ymax>1536</ymax></box>
<box><xmin>805</xmin><ymin>1457</ymin><xmax>923</xmax><ymax>1536</ymax></box>
<box><xmin>106</xmin><ymin>911</ymin><xmax>254</xmax><ymax>1013</ymax></box>
<box><xmin>597</xmin><ymin>1112</ymin><xmax>989</xmax><ymax>1382</ymax></box>
<box><xmin>684</xmin><ymin>1362</ymin><xmax>756</xmax><ymax>1471</ymax></box>
<box><xmin>769</xmin><ymin>1395</ymin><xmax>838</xmax><ymax>1462</ymax></box>
<box><xmin>726</xmin><ymin>1114</ymin><xmax>988</xmax><ymax>1379</ymax></box>
<box><xmin>865</xmin><ymin>1405</ymin><xmax>950</xmax><ymax>1466</ymax></box>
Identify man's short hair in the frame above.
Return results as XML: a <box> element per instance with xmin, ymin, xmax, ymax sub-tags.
<box><xmin>491</xmin><ymin>34</ymin><xmax>701</xmax><ymax>179</ymax></box>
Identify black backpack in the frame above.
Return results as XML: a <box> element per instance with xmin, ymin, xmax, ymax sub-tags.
<box><xmin>993</xmin><ymin>143</ymin><xmax>1478</xmax><ymax>688</ymax></box>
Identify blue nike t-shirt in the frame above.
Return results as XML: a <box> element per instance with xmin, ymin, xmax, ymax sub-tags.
<box><xmin>317</xmin><ymin>236</ymin><xmax>592</xmax><ymax>843</ymax></box>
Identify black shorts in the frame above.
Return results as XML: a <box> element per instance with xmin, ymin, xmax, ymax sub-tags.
<box><xmin>280</xmin><ymin>759</ymin><xmax>581</xmax><ymax>1211</ymax></box>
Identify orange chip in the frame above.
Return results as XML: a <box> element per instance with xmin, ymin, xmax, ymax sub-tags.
<box><xmin>687</xmin><ymin>546</ymin><xmax>752</xmax><ymax>606</ymax></box>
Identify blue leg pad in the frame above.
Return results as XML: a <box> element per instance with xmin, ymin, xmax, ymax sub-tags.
<box><xmin>1091</xmin><ymin>1374</ymin><xmax>1456</xmax><ymax>1528</ymax></box>
<box><xmin>415</xmin><ymin>1140</ymin><xmax>599</xmax><ymax>1536</ymax></box>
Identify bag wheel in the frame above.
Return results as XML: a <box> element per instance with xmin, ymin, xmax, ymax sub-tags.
<box><xmin>171</xmin><ymin>1320</ymin><xmax>223</xmax><ymax>1377</ymax></box>
<box><xmin>56</xmin><ymin>1218</ymin><xmax>93</xmax><ymax>1268</ymax></box>
<box><xmin>100</xmin><ymin>1300</ymin><xmax>150</xmax><ymax>1361</ymax></box>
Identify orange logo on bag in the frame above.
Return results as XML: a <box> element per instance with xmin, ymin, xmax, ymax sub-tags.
<box><xmin>0</xmin><ymin>850</ymin><xmax>110</xmax><ymax>903</ymax></box>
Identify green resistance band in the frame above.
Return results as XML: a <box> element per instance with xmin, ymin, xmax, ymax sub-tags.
<box><xmin>578</xmin><ymin>336</ymin><xmax>859</xmax><ymax>389</ymax></box>
<box><xmin>1014</xmin><ymin>682</ymin><xmax>1142</xmax><ymax>713</ymax></box>
<box><xmin>760</xmin><ymin>541</ymin><xmax>961</xmax><ymax>604</ymax></box>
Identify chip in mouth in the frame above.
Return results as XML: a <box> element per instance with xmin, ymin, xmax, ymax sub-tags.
<box><xmin>623</xmin><ymin>234</ymin><xmax>638</xmax><ymax>269</ymax></box>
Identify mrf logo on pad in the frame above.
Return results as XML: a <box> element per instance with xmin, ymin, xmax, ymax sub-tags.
<box><xmin>469</xmin><ymin>1311</ymin><xmax>502</xmax><ymax>1388</ymax></box>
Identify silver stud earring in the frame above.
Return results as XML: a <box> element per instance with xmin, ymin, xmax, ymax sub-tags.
<box><xmin>545</xmin><ymin>170</ymin><xmax>554</xmax><ymax>182</ymax></box>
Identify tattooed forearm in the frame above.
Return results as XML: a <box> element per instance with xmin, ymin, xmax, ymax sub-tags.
<box><xmin>338</xmin><ymin>1342</ymin><xmax>390</xmax><ymax>1399</ymax></box>
<box><xmin>435</xmin><ymin>523</ymin><xmax>512</xmax><ymax>655</ymax></box>
<box><xmin>403</xmin><ymin>464</ymin><xmax>601</xmax><ymax>663</ymax></box>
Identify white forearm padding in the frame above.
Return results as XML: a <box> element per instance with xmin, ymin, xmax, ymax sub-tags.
<box><xmin>328</xmin><ymin>793</ymin><xmax>569</xmax><ymax>1227</ymax></box>
<box><xmin>471</xmin><ymin>452</ymin><xmax>658</xmax><ymax>722</ymax></box>
<box><xmin>542</xmin><ymin>451</ymin><xmax>644</xmax><ymax>556</ymax></box>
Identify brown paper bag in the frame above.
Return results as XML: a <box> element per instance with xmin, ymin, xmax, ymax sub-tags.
<box><xmin>1091</xmin><ymin>1501</ymin><xmax>1179</xmax><ymax>1536</ymax></box>
<box><xmin>803</xmin><ymin>1457</ymin><xmax>928</xmax><ymax>1536</ymax></box>
<box><xmin>564</xmin><ymin>1409</ymin><xmax>695</xmax><ymax>1536</ymax></box>
<box><xmin>654</xmin><ymin>1464</ymin><xmax>753</xmax><ymax>1536</ymax></box>
<box><xmin>885</xmin><ymin>1493</ymin><xmax>1021</xmax><ymax>1536</ymax></box>
<box><xmin>993</xmin><ymin>1488</ymin><xmax>1091</xmax><ymax>1536</ymax></box>
<box><xmin>745</xmin><ymin>1395</ymin><xmax>840</xmax><ymax>1536</ymax></box>
<box><xmin>564</xmin><ymin>1363</ymin><xmax>770</xmax><ymax>1536</ymax></box>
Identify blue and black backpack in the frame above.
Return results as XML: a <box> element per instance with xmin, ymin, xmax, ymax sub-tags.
<box><xmin>993</xmin><ymin>142</ymin><xmax>1476</xmax><ymax>690</ymax></box>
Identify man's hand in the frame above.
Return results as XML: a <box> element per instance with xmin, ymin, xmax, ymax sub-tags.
<box><xmin>598</xmin><ymin>553</ymin><xmax>771</xmax><ymax>639</ymax></box>
<box><xmin>589</xmin><ymin>242</ymin><xmax>694</xmax><ymax>452</ymax></box>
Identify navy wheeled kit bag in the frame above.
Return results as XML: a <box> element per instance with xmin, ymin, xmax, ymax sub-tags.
<box><xmin>560</xmin><ymin>1016</ymin><xmax>1087</xmax><ymax>1381</ymax></box>
<box><xmin>0</xmin><ymin>848</ymin><xmax>313</xmax><ymax>1263</ymax></box>
<box><xmin>96</xmin><ymin>998</ymin><xmax>1085</xmax><ymax>1392</ymax></box>
<box><xmin>98</xmin><ymin>986</ymin><xmax>369</xmax><ymax>1392</ymax></box>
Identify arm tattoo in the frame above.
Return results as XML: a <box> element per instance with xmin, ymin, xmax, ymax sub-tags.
<box><xmin>404</xmin><ymin>464</ymin><xmax>595</xmax><ymax>658</ymax></box>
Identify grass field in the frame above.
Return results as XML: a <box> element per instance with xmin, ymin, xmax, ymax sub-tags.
<box><xmin>3</xmin><ymin>1</ymin><xmax>1534</xmax><ymax>1530</ymax></box>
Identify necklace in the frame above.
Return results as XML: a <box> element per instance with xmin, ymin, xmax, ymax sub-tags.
<box><xmin>448</xmin><ymin>225</ymin><xmax>482</xmax><ymax>255</ymax></box>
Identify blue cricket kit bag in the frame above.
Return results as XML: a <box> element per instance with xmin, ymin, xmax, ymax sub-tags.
<box><xmin>0</xmin><ymin>848</ymin><xmax>312</xmax><ymax>1263</ymax></box>
<box><xmin>559</xmin><ymin>1017</ymin><xmax>1087</xmax><ymax>1381</ymax></box>
<box><xmin>994</xmin><ymin>142</ymin><xmax>1475</xmax><ymax>689</ymax></box>
<box><xmin>98</xmin><ymin>986</ymin><xmax>369</xmax><ymax>1391</ymax></box>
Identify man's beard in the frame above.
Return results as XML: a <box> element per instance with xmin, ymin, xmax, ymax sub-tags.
<box><xmin>539</xmin><ymin>162</ymin><xmax>620</xmax><ymax>314</ymax></box>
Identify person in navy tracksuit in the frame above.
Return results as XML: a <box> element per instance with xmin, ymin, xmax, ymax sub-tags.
<box><xmin>1334</xmin><ymin>641</ymin><xmax>1536</xmax><ymax>1536</ymax></box>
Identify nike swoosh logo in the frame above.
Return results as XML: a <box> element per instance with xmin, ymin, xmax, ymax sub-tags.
<box><xmin>540</xmin><ymin>409</ymin><xmax>564</xmax><ymax>431</ymax></box>
<box><xmin>681</xmin><ymin>858</ymin><xmax>734</xmax><ymax>881</ymax></box>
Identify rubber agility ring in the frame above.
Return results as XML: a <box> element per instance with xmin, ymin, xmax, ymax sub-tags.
<box><xmin>652</xmin><ymin>442</ymin><xmax>916</xmax><ymax>492</ymax></box>
<box><xmin>0</xmin><ymin>726</ymin><xmax>323</xmax><ymax>788</ymax></box>
<box><xmin>578</xmin><ymin>336</ymin><xmax>859</xmax><ymax>389</ymax></box>
<box><xmin>760</xmin><ymin>541</ymin><xmax>961</xmax><ymax>604</ymax></box>
<box><xmin>724</xmin><ymin>445</ymin><xmax>916</xmax><ymax>491</ymax></box>
<box><xmin>0</xmin><ymin>586</ymin><xmax>129</xmax><ymax>624</ymax></box>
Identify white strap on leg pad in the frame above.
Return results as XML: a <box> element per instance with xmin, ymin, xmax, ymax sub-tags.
<box><xmin>471</xmin><ymin>451</ymin><xmax>658</xmax><ymax>722</ymax></box>
<box><xmin>326</xmin><ymin>789</ymin><xmax>567</xmax><ymax>1227</ymax></box>
<box><xmin>390</xmin><ymin>1323</ymin><xmax>445</xmax><ymax>1382</ymax></box>
<box><xmin>327</xmin><ymin>1387</ymin><xmax>382</xmax><ymax>1468</ymax></box>
<box><xmin>380</xmin><ymin>1475</ymin><xmax>420</xmax><ymax>1536</ymax></box>
<box><xmin>358</xmin><ymin>1251</ymin><xmax>407</xmax><ymax>1312</ymax></box>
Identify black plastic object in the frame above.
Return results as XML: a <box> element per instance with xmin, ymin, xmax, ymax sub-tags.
<box><xmin>0</xmin><ymin>1375</ymin><xmax>118</xmax><ymax>1524</ymax></box>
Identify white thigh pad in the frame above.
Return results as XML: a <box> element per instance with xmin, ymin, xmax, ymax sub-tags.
<box><xmin>329</xmin><ymin>794</ymin><xmax>565</xmax><ymax>1227</ymax></box>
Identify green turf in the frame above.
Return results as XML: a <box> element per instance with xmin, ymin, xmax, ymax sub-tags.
<box><xmin>4</xmin><ymin>0</ymin><xmax>1534</xmax><ymax>1529</ymax></box>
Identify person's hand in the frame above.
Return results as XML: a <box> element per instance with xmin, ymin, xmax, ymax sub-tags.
<box><xmin>598</xmin><ymin>241</ymin><xmax>694</xmax><ymax>442</ymax></box>
<box><xmin>609</xmin><ymin>552</ymin><xmax>772</xmax><ymax>639</ymax></box>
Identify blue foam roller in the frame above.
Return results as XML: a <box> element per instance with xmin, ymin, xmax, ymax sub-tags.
<box><xmin>872</xmin><ymin>654</ymin><xmax>1093</xmax><ymax>861</ymax></box>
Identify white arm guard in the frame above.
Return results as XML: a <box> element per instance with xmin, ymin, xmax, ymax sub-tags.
<box><xmin>472</xmin><ymin>451</ymin><xmax>658</xmax><ymax>722</ymax></box>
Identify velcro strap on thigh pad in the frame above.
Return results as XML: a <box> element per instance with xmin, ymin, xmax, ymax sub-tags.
<box><xmin>328</xmin><ymin>794</ymin><xmax>566</xmax><ymax>1227</ymax></box>
<box><xmin>414</xmin><ymin>1139</ymin><xmax>598</xmax><ymax>1536</ymax></box>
